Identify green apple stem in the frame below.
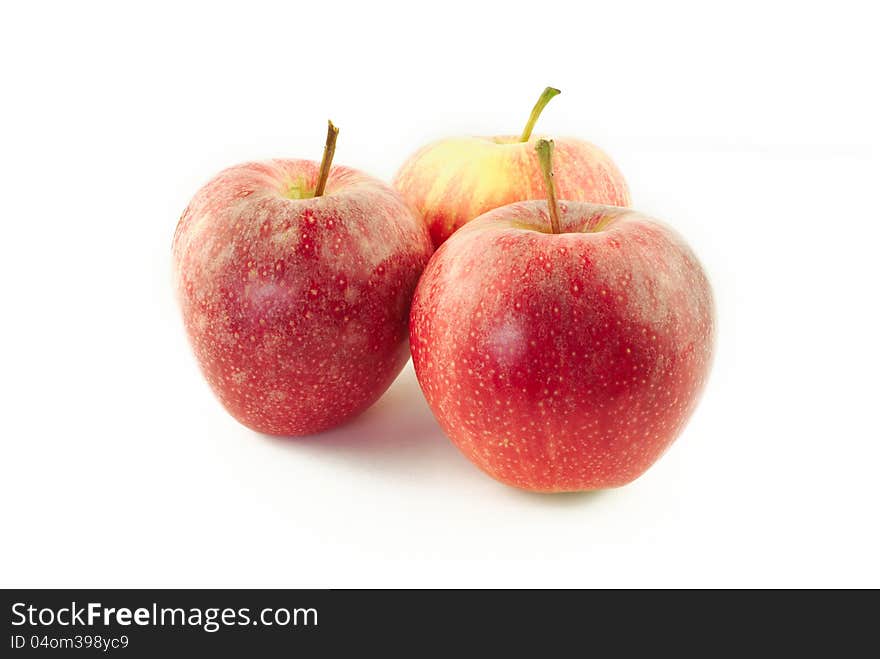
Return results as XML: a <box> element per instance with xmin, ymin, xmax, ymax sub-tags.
<box><xmin>519</xmin><ymin>86</ymin><xmax>561</xmax><ymax>142</ymax></box>
<box><xmin>314</xmin><ymin>120</ymin><xmax>339</xmax><ymax>197</ymax></box>
<box><xmin>535</xmin><ymin>138</ymin><xmax>562</xmax><ymax>234</ymax></box>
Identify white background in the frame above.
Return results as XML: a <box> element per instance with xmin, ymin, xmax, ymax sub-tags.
<box><xmin>2</xmin><ymin>1</ymin><xmax>878</xmax><ymax>588</ymax></box>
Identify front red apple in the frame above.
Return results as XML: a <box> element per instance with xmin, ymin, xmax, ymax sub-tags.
<box><xmin>173</xmin><ymin>134</ymin><xmax>432</xmax><ymax>436</ymax></box>
<box><xmin>409</xmin><ymin>198</ymin><xmax>714</xmax><ymax>492</ymax></box>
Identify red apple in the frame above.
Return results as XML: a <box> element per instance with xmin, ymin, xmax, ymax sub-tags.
<box><xmin>393</xmin><ymin>87</ymin><xmax>630</xmax><ymax>247</ymax></box>
<box><xmin>173</xmin><ymin>123</ymin><xmax>433</xmax><ymax>436</ymax></box>
<box><xmin>409</xmin><ymin>140</ymin><xmax>714</xmax><ymax>492</ymax></box>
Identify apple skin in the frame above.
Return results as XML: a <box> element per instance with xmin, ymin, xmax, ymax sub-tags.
<box><xmin>393</xmin><ymin>136</ymin><xmax>630</xmax><ymax>247</ymax></box>
<box><xmin>173</xmin><ymin>159</ymin><xmax>433</xmax><ymax>436</ymax></box>
<box><xmin>409</xmin><ymin>201</ymin><xmax>714</xmax><ymax>492</ymax></box>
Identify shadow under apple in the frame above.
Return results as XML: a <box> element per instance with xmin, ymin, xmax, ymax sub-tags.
<box><xmin>258</xmin><ymin>365</ymin><xmax>476</xmax><ymax>483</ymax></box>
<box><xmin>257</xmin><ymin>363</ymin><xmax>613</xmax><ymax>506</ymax></box>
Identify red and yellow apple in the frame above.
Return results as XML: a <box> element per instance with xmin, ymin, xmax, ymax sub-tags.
<box><xmin>409</xmin><ymin>140</ymin><xmax>714</xmax><ymax>492</ymax></box>
<box><xmin>393</xmin><ymin>87</ymin><xmax>630</xmax><ymax>247</ymax></box>
<box><xmin>173</xmin><ymin>123</ymin><xmax>433</xmax><ymax>436</ymax></box>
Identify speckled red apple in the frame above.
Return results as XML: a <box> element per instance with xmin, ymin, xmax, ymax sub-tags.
<box><xmin>393</xmin><ymin>87</ymin><xmax>630</xmax><ymax>247</ymax></box>
<box><xmin>409</xmin><ymin>140</ymin><xmax>714</xmax><ymax>492</ymax></box>
<box><xmin>173</xmin><ymin>123</ymin><xmax>433</xmax><ymax>436</ymax></box>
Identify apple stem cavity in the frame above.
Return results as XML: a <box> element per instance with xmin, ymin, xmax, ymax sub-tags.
<box><xmin>314</xmin><ymin>120</ymin><xmax>339</xmax><ymax>197</ymax></box>
<box><xmin>535</xmin><ymin>138</ymin><xmax>562</xmax><ymax>234</ymax></box>
<box><xmin>519</xmin><ymin>86</ymin><xmax>561</xmax><ymax>142</ymax></box>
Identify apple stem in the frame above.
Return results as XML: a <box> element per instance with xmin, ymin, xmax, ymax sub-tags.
<box><xmin>519</xmin><ymin>86</ymin><xmax>561</xmax><ymax>142</ymax></box>
<box><xmin>535</xmin><ymin>138</ymin><xmax>562</xmax><ymax>234</ymax></box>
<box><xmin>313</xmin><ymin>120</ymin><xmax>339</xmax><ymax>197</ymax></box>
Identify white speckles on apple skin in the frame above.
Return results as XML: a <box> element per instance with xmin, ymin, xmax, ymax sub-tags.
<box><xmin>410</xmin><ymin>201</ymin><xmax>715</xmax><ymax>492</ymax></box>
<box><xmin>173</xmin><ymin>159</ymin><xmax>433</xmax><ymax>436</ymax></box>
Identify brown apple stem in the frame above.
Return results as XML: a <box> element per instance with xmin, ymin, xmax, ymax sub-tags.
<box><xmin>535</xmin><ymin>138</ymin><xmax>562</xmax><ymax>234</ymax></box>
<box><xmin>519</xmin><ymin>86</ymin><xmax>561</xmax><ymax>142</ymax></box>
<box><xmin>313</xmin><ymin>120</ymin><xmax>339</xmax><ymax>197</ymax></box>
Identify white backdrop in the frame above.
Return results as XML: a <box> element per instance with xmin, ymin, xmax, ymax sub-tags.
<box><xmin>1</xmin><ymin>1</ymin><xmax>877</xmax><ymax>587</ymax></box>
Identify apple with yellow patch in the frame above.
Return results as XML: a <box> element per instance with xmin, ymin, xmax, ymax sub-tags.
<box><xmin>394</xmin><ymin>87</ymin><xmax>631</xmax><ymax>247</ymax></box>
